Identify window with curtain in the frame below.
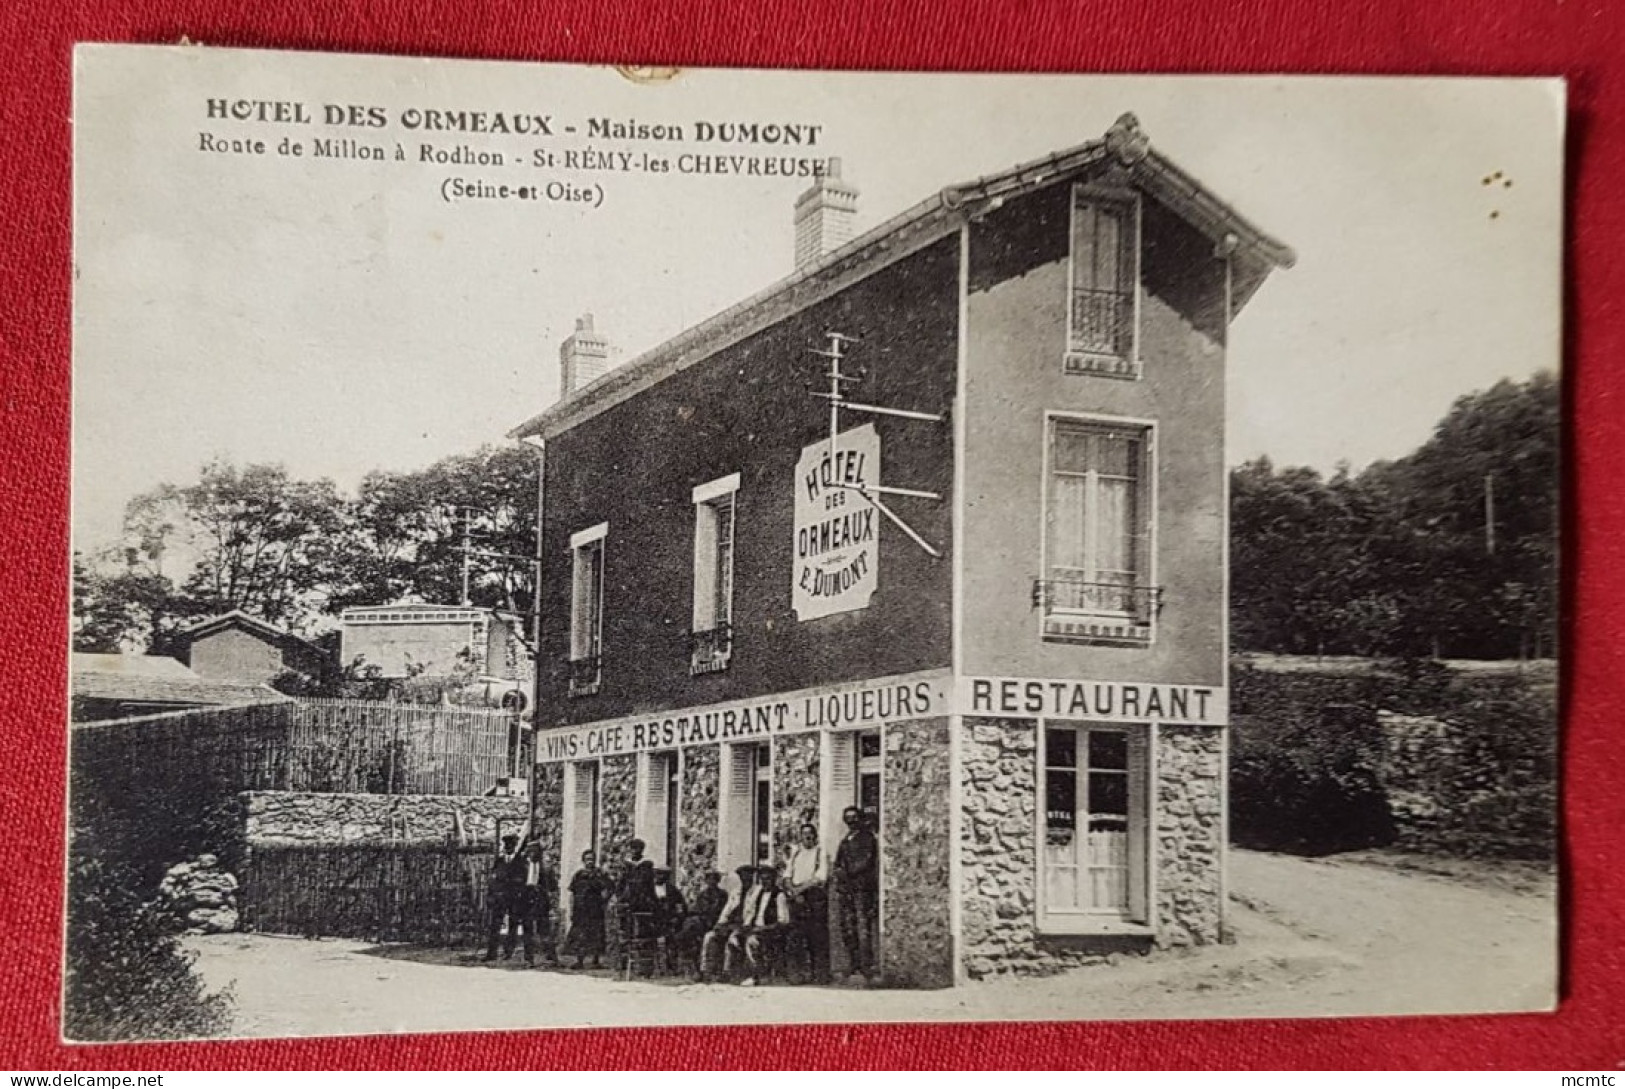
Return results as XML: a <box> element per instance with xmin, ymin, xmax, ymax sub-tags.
<box><xmin>1046</xmin><ymin>419</ymin><xmax>1150</xmax><ymax>618</ymax></box>
<box><xmin>1041</xmin><ymin>725</ymin><xmax>1149</xmax><ymax>927</ymax></box>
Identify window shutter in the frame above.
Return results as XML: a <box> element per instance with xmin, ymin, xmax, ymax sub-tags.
<box><xmin>719</xmin><ymin>744</ymin><xmax>756</xmax><ymax>872</ymax></box>
<box><xmin>824</xmin><ymin>732</ymin><xmax>857</xmax><ymax>849</ymax></box>
<box><xmin>692</xmin><ymin>503</ymin><xmax>718</xmax><ymax>631</ymax></box>
<box><xmin>1126</xmin><ymin>730</ymin><xmax>1150</xmax><ymax>924</ymax></box>
<box><xmin>644</xmin><ymin>753</ymin><xmax>671</xmax><ymax>867</ymax></box>
<box><xmin>714</xmin><ymin>495</ymin><xmax>735</xmax><ymax>626</ymax></box>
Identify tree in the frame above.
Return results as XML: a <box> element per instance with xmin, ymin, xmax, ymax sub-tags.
<box><xmin>332</xmin><ymin>444</ymin><xmax>538</xmax><ymax>618</ymax></box>
<box><xmin>1231</xmin><ymin>372</ymin><xmax>1559</xmax><ymax>660</ymax></box>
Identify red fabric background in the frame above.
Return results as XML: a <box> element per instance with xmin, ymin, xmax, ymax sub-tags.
<box><xmin>3</xmin><ymin>0</ymin><xmax>1620</xmax><ymax>1070</ymax></box>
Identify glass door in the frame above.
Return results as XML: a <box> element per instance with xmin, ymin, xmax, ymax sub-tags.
<box><xmin>1044</xmin><ymin>726</ymin><xmax>1136</xmax><ymax>917</ymax></box>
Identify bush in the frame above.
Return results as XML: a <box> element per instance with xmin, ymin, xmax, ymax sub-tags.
<box><xmin>1230</xmin><ymin>688</ymin><xmax>1395</xmax><ymax>855</ymax></box>
<box><xmin>1229</xmin><ymin>660</ymin><xmax>1558</xmax><ymax>861</ymax></box>
<box><xmin>63</xmin><ymin>850</ymin><xmax>233</xmax><ymax>1042</ymax></box>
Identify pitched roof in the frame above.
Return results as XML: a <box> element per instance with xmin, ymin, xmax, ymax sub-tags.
<box><xmin>177</xmin><ymin>610</ymin><xmax>324</xmax><ymax>654</ymax></box>
<box><xmin>71</xmin><ymin>655</ymin><xmax>290</xmax><ymax>708</ymax></box>
<box><xmin>71</xmin><ymin>653</ymin><xmax>198</xmax><ymax>679</ymax></box>
<box><xmin>510</xmin><ymin>113</ymin><xmax>1293</xmax><ymax>444</ymax></box>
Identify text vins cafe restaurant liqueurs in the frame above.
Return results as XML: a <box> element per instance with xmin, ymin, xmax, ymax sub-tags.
<box><xmin>510</xmin><ymin>115</ymin><xmax>1291</xmax><ymax>985</ymax></box>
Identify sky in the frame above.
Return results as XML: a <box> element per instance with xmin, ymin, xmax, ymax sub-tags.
<box><xmin>73</xmin><ymin>49</ymin><xmax>1564</xmax><ymax>551</ymax></box>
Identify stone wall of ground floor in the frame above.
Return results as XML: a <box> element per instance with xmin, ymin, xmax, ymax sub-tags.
<box><xmin>958</xmin><ymin>717</ymin><xmax>1226</xmax><ymax>977</ymax></box>
<box><xmin>531</xmin><ymin>762</ymin><xmax>567</xmax><ymax>952</ymax></box>
<box><xmin>878</xmin><ymin>716</ymin><xmax>953</xmax><ymax>988</ymax></box>
<box><xmin>1154</xmin><ymin>726</ymin><xmax>1225</xmax><ymax>946</ymax></box>
<box><xmin>678</xmin><ymin>744</ymin><xmax>721</xmax><ymax>905</ymax></box>
<box><xmin>772</xmin><ymin>731</ymin><xmax>821</xmax><ymax>861</ymax></box>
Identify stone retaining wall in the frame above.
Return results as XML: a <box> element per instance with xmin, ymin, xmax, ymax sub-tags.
<box><xmin>238</xmin><ymin>790</ymin><xmax>529</xmax><ymax>847</ymax></box>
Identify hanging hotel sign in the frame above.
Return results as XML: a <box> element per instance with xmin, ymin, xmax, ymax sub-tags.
<box><xmin>793</xmin><ymin>423</ymin><xmax>880</xmax><ymax>621</ymax></box>
<box><xmin>535</xmin><ymin>669</ymin><xmax>951</xmax><ymax>763</ymax></box>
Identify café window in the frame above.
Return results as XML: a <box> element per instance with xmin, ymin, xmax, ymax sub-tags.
<box><xmin>691</xmin><ymin>474</ymin><xmax>739</xmax><ymax>675</ymax></box>
<box><xmin>1038</xmin><ymin>417</ymin><xmax>1158</xmax><ymax>645</ymax></box>
<box><xmin>1066</xmin><ymin>187</ymin><xmax>1141</xmax><ymax>379</ymax></box>
<box><xmin>1041</xmin><ymin>725</ymin><xmax>1149</xmax><ymax>929</ymax></box>
<box><xmin>569</xmin><ymin>523</ymin><xmax>607</xmax><ymax>696</ymax></box>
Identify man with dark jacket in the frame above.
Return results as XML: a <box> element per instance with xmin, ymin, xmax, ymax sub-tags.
<box><xmin>832</xmin><ymin>806</ymin><xmax>879</xmax><ymax>982</ymax></box>
<box><xmin>675</xmin><ymin>870</ymin><xmax>728</xmax><ymax>977</ymax></box>
<box><xmin>484</xmin><ymin>833</ymin><xmax>540</xmax><ymax>965</ymax></box>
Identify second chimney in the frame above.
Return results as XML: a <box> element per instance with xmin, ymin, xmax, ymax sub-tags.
<box><xmin>559</xmin><ymin>313</ymin><xmax>611</xmax><ymax>397</ymax></box>
<box><xmin>793</xmin><ymin>159</ymin><xmax>860</xmax><ymax>272</ymax></box>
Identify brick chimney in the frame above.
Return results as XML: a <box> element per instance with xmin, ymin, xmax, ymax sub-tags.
<box><xmin>559</xmin><ymin>313</ymin><xmax>611</xmax><ymax>396</ymax></box>
<box><xmin>793</xmin><ymin>159</ymin><xmax>860</xmax><ymax>271</ymax></box>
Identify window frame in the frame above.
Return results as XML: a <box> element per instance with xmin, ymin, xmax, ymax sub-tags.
<box><xmin>568</xmin><ymin>522</ymin><xmax>608</xmax><ymax>697</ymax></box>
<box><xmin>1064</xmin><ymin>184</ymin><xmax>1142</xmax><ymax>380</ymax></box>
<box><xmin>1037</xmin><ymin>723</ymin><xmax>1154</xmax><ymax>935</ymax></box>
<box><xmin>690</xmin><ymin>474</ymin><xmax>740</xmax><ymax>675</ymax></box>
<box><xmin>1038</xmin><ymin>412</ymin><xmax>1159</xmax><ymax>646</ymax></box>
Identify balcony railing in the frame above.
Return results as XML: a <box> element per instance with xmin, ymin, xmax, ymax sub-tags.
<box><xmin>1066</xmin><ymin>288</ymin><xmax>1138</xmax><ymax>378</ymax></box>
<box><xmin>1033</xmin><ymin>576</ymin><xmax>1161</xmax><ymax>645</ymax></box>
<box><xmin>567</xmin><ymin>654</ymin><xmax>601</xmax><ymax>698</ymax></box>
<box><xmin>690</xmin><ymin>623</ymin><xmax>733</xmax><ymax>676</ymax></box>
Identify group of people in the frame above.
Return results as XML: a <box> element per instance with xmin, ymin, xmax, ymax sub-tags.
<box><xmin>483</xmin><ymin>806</ymin><xmax>881</xmax><ymax>987</ymax></box>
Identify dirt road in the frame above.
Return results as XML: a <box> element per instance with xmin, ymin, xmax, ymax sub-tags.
<box><xmin>186</xmin><ymin>849</ymin><xmax>1556</xmax><ymax>1039</ymax></box>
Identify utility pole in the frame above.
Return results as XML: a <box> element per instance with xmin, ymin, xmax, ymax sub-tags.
<box><xmin>460</xmin><ymin>507</ymin><xmax>474</xmax><ymax>606</ymax></box>
<box><xmin>1485</xmin><ymin>473</ymin><xmax>1496</xmax><ymax>557</ymax></box>
<box><xmin>810</xmin><ymin>331</ymin><xmax>946</xmax><ymax>558</ymax></box>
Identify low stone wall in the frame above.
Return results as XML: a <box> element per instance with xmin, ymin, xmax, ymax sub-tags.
<box><xmin>1154</xmin><ymin>726</ymin><xmax>1224</xmax><ymax>946</ymax></box>
<box><xmin>238</xmin><ymin>790</ymin><xmax>529</xmax><ymax>847</ymax></box>
<box><xmin>879</xmin><ymin>717</ymin><xmax>953</xmax><ymax>988</ymax></box>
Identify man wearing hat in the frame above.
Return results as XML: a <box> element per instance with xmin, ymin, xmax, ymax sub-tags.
<box><xmin>673</xmin><ymin>870</ymin><xmax>727</xmax><ymax>977</ymax></box>
<box><xmin>698</xmin><ymin>864</ymin><xmax>756</xmax><ymax>983</ymax></box>
<box><xmin>484</xmin><ymin>832</ymin><xmax>538</xmax><ymax>966</ymax></box>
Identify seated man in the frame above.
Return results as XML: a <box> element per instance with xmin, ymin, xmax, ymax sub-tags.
<box><xmin>698</xmin><ymin>865</ymin><xmax>755</xmax><ymax>983</ymax></box>
<box><xmin>725</xmin><ymin>864</ymin><xmax>792</xmax><ymax>987</ymax></box>
<box><xmin>674</xmin><ymin>871</ymin><xmax>727</xmax><ymax>977</ymax></box>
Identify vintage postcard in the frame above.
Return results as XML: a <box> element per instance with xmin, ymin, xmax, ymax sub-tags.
<box><xmin>69</xmin><ymin>45</ymin><xmax>1563</xmax><ymax>1041</ymax></box>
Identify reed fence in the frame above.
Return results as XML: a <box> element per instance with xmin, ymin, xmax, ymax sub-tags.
<box><xmin>241</xmin><ymin>841</ymin><xmax>493</xmax><ymax>945</ymax></box>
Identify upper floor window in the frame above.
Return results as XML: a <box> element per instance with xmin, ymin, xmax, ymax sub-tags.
<box><xmin>569</xmin><ymin>523</ymin><xmax>607</xmax><ymax>696</ymax></box>
<box><xmin>691</xmin><ymin>474</ymin><xmax>739</xmax><ymax>675</ymax></box>
<box><xmin>1066</xmin><ymin>187</ymin><xmax>1140</xmax><ymax>380</ymax></box>
<box><xmin>1038</xmin><ymin>417</ymin><xmax>1158</xmax><ymax>645</ymax></box>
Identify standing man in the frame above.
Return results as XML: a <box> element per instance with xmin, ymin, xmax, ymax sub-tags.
<box><xmin>520</xmin><ymin>839</ymin><xmax>555</xmax><ymax>967</ymax></box>
<box><xmin>483</xmin><ymin>833</ymin><xmax>536</xmax><ymax>965</ymax></box>
<box><xmin>783</xmin><ymin>821</ymin><xmax>830</xmax><ymax>983</ymax></box>
<box><xmin>832</xmin><ymin>806</ymin><xmax>878</xmax><ymax>983</ymax></box>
